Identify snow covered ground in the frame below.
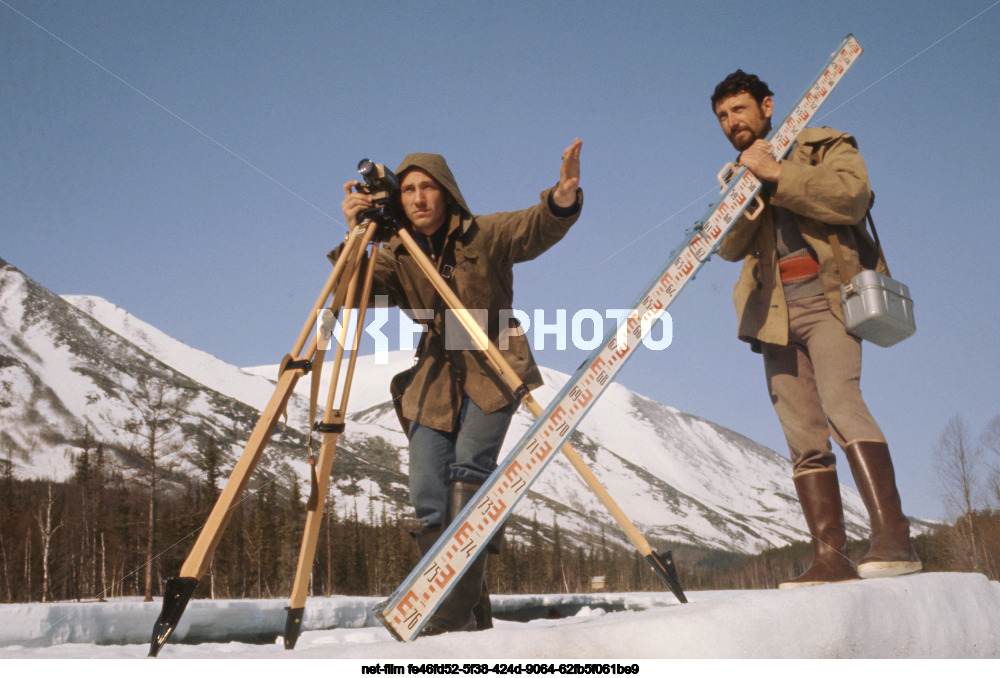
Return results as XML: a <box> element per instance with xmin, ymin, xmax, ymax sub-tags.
<box><xmin>1</xmin><ymin>573</ymin><xmax>998</xmax><ymax>668</ymax></box>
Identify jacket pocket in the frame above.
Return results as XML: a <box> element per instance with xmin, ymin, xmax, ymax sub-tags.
<box><xmin>450</xmin><ymin>252</ymin><xmax>491</xmax><ymax>315</ymax></box>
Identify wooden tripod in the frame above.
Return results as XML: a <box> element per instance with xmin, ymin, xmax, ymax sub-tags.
<box><xmin>147</xmin><ymin>220</ymin><xmax>380</xmax><ymax>656</ymax></box>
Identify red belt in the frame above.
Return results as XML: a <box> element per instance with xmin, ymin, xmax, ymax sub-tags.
<box><xmin>779</xmin><ymin>253</ymin><xmax>820</xmax><ymax>283</ymax></box>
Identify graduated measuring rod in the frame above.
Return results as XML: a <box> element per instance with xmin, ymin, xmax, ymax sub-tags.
<box><xmin>374</xmin><ymin>34</ymin><xmax>864</xmax><ymax>642</ymax></box>
<box><xmin>393</xmin><ymin>225</ymin><xmax>687</xmax><ymax>603</ymax></box>
<box><xmin>148</xmin><ymin>222</ymin><xmax>377</xmax><ymax>657</ymax></box>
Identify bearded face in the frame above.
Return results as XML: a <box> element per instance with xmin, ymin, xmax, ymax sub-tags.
<box><xmin>714</xmin><ymin>91</ymin><xmax>774</xmax><ymax>152</ymax></box>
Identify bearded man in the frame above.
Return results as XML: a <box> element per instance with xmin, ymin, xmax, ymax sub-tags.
<box><xmin>712</xmin><ymin>70</ymin><xmax>920</xmax><ymax>588</ymax></box>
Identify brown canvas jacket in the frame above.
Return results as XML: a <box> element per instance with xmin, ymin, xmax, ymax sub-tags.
<box><xmin>717</xmin><ymin>127</ymin><xmax>886</xmax><ymax>350</ymax></box>
<box><xmin>332</xmin><ymin>153</ymin><xmax>582</xmax><ymax>431</ymax></box>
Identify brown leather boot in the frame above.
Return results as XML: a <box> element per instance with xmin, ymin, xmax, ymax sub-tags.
<box><xmin>420</xmin><ymin>479</ymin><xmax>490</xmax><ymax>635</ymax></box>
<box><xmin>844</xmin><ymin>441</ymin><xmax>922</xmax><ymax>578</ymax></box>
<box><xmin>779</xmin><ymin>469</ymin><xmax>860</xmax><ymax>589</ymax></box>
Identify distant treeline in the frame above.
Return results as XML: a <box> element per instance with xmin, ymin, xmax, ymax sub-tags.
<box><xmin>3</xmin><ymin>445</ymin><xmax>999</xmax><ymax>604</ymax></box>
<box><xmin>0</xmin><ymin>446</ymin><xmax>689</xmax><ymax>603</ymax></box>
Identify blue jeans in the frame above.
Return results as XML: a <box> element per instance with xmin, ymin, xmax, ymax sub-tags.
<box><xmin>407</xmin><ymin>395</ymin><xmax>518</xmax><ymax>527</ymax></box>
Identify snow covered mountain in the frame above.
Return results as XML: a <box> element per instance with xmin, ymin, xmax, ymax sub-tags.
<box><xmin>0</xmin><ymin>256</ymin><xmax>929</xmax><ymax>556</ymax></box>
<box><xmin>0</xmin><ymin>256</ymin><xmax>414</xmax><ymax>519</ymax></box>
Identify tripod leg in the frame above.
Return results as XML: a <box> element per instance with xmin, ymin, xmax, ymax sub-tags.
<box><xmin>149</xmin><ymin>365</ymin><xmax>309</xmax><ymax>656</ymax></box>
<box><xmin>522</xmin><ymin>394</ymin><xmax>686</xmax><ymax>602</ymax></box>
<box><xmin>285</xmin><ymin>224</ymin><xmax>380</xmax><ymax>649</ymax></box>
<box><xmin>148</xmin><ymin>233</ymin><xmax>367</xmax><ymax>658</ymax></box>
<box><xmin>284</xmin><ymin>426</ymin><xmax>343</xmax><ymax>649</ymax></box>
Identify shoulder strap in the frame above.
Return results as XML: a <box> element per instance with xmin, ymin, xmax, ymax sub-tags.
<box><xmin>828</xmin><ymin>210</ymin><xmax>890</xmax><ymax>287</ymax></box>
<box><xmin>865</xmin><ymin>210</ymin><xmax>888</xmax><ymax>266</ymax></box>
<box><xmin>828</xmin><ymin>230</ymin><xmax>853</xmax><ymax>288</ymax></box>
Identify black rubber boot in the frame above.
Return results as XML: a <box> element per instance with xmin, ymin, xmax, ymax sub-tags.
<box><xmin>412</xmin><ymin>524</ymin><xmax>442</xmax><ymax>558</ymax></box>
<box><xmin>474</xmin><ymin>521</ymin><xmax>506</xmax><ymax>630</ymax></box>
<box><xmin>421</xmin><ymin>479</ymin><xmax>490</xmax><ymax>635</ymax></box>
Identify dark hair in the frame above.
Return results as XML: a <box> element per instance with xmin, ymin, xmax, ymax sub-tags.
<box><xmin>711</xmin><ymin>70</ymin><xmax>774</xmax><ymax>110</ymax></box>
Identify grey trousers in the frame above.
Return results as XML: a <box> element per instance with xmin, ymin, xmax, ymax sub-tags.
<box><xmin>762</xmin><ymin>294</ymin><xmax>885</xmax><ymax>476</ymax></box>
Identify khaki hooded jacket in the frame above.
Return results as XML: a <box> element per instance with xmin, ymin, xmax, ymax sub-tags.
<box><xmin>332</xmin><ymin>153</ymin><xmax>582</xmax><ymax>432</ymax></box>
<box><xmin>718</xmin><ymin>127</ymin><xmax>887</xmax><ymax>351</ymax></box>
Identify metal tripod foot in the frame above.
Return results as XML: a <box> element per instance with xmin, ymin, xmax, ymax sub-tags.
<box><xmin>283</xmin><ymin>607</ymin><xmax>305</xmax><ymax>649</ymax></box>
<box><xmin>644</xmin><ymin>550</ymin><xmax>688</xmax><ymax>603</ymax></box>
<box><xmin>148</xmin><ymin>576</ymin><xmax>199</xmax><ymax>656</ymax></box>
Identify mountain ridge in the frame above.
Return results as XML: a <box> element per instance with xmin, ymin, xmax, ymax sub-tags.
<box><xmin>0</xmin><ymin>257</ymin><xmax>935</xmax><ymax>556</ymax></box>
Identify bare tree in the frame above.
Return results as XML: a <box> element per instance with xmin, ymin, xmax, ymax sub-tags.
<box><xmin>981</xmin><ymin>415</ymin><xmax>1000</xmax><ymax>509</ymax></box>
<box><xmin>34</xmin><ymin>483</ymin><xmax>63</xmax><ymax>602</ymax></box>
<box><xmin>99</xmin><ymin>531</ymin><xmax>109</xmax><ymax>602</ymax></box>
<box><xmin>0</xmin><ymin>531</ymin><xmax>11</xmax><ymax>602</ymax></box>
<box><xmin>935</xmin><ymin>414</ymin><xmax>986</xmax><ymax>571</ymax></box>
<box><xmin>24</xmin><ymin>523</ymin><xmax>31</xmax><ymax>602</ymax></box>
<box><xmin>0</xmin><ymin>444</ymin><xmax>13</xmax><ymax>601</ymax></box>
<box><xmin>109</xmin><ymin>376</ymin><xmax>193</xmax><ymax>601</ymax></box>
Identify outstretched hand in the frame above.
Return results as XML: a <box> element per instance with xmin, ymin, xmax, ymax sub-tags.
<box><xmin>553</xmin><ymin>138</ymin><xmax>582</xmax><ymax>208</ymax></box>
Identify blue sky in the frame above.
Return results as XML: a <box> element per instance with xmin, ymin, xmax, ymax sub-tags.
<box><xmin>4</xmin><ymin>0</ymin><xmax>999</xmax><ymax>523</ymax></box>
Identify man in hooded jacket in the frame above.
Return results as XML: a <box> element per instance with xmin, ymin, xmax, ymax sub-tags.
<box><xmin>711</xmin><ymin>70</ymin><xmax>921</xmax><ymax>589</ymax></box>
<box><xmin>338</xmin><ymin>139</ymin><xmax>583</xmax><ymax>633</ymax></box>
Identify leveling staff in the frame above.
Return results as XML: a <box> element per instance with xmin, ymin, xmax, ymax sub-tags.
<box><xmin>338</xmin><ymin>139</ymin><xmax>583</xmax><ymax>633</ymax></box>
<box><xmin>712</xmin><ymin>70</ymin><xmax>921</xmax><ymax>588</ymax></box>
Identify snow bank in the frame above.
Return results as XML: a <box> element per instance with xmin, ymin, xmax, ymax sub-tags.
<box><xmin>0</xmin><ymin>573</ymin><xmax>997</xmax><ymax>659</ymax></box>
